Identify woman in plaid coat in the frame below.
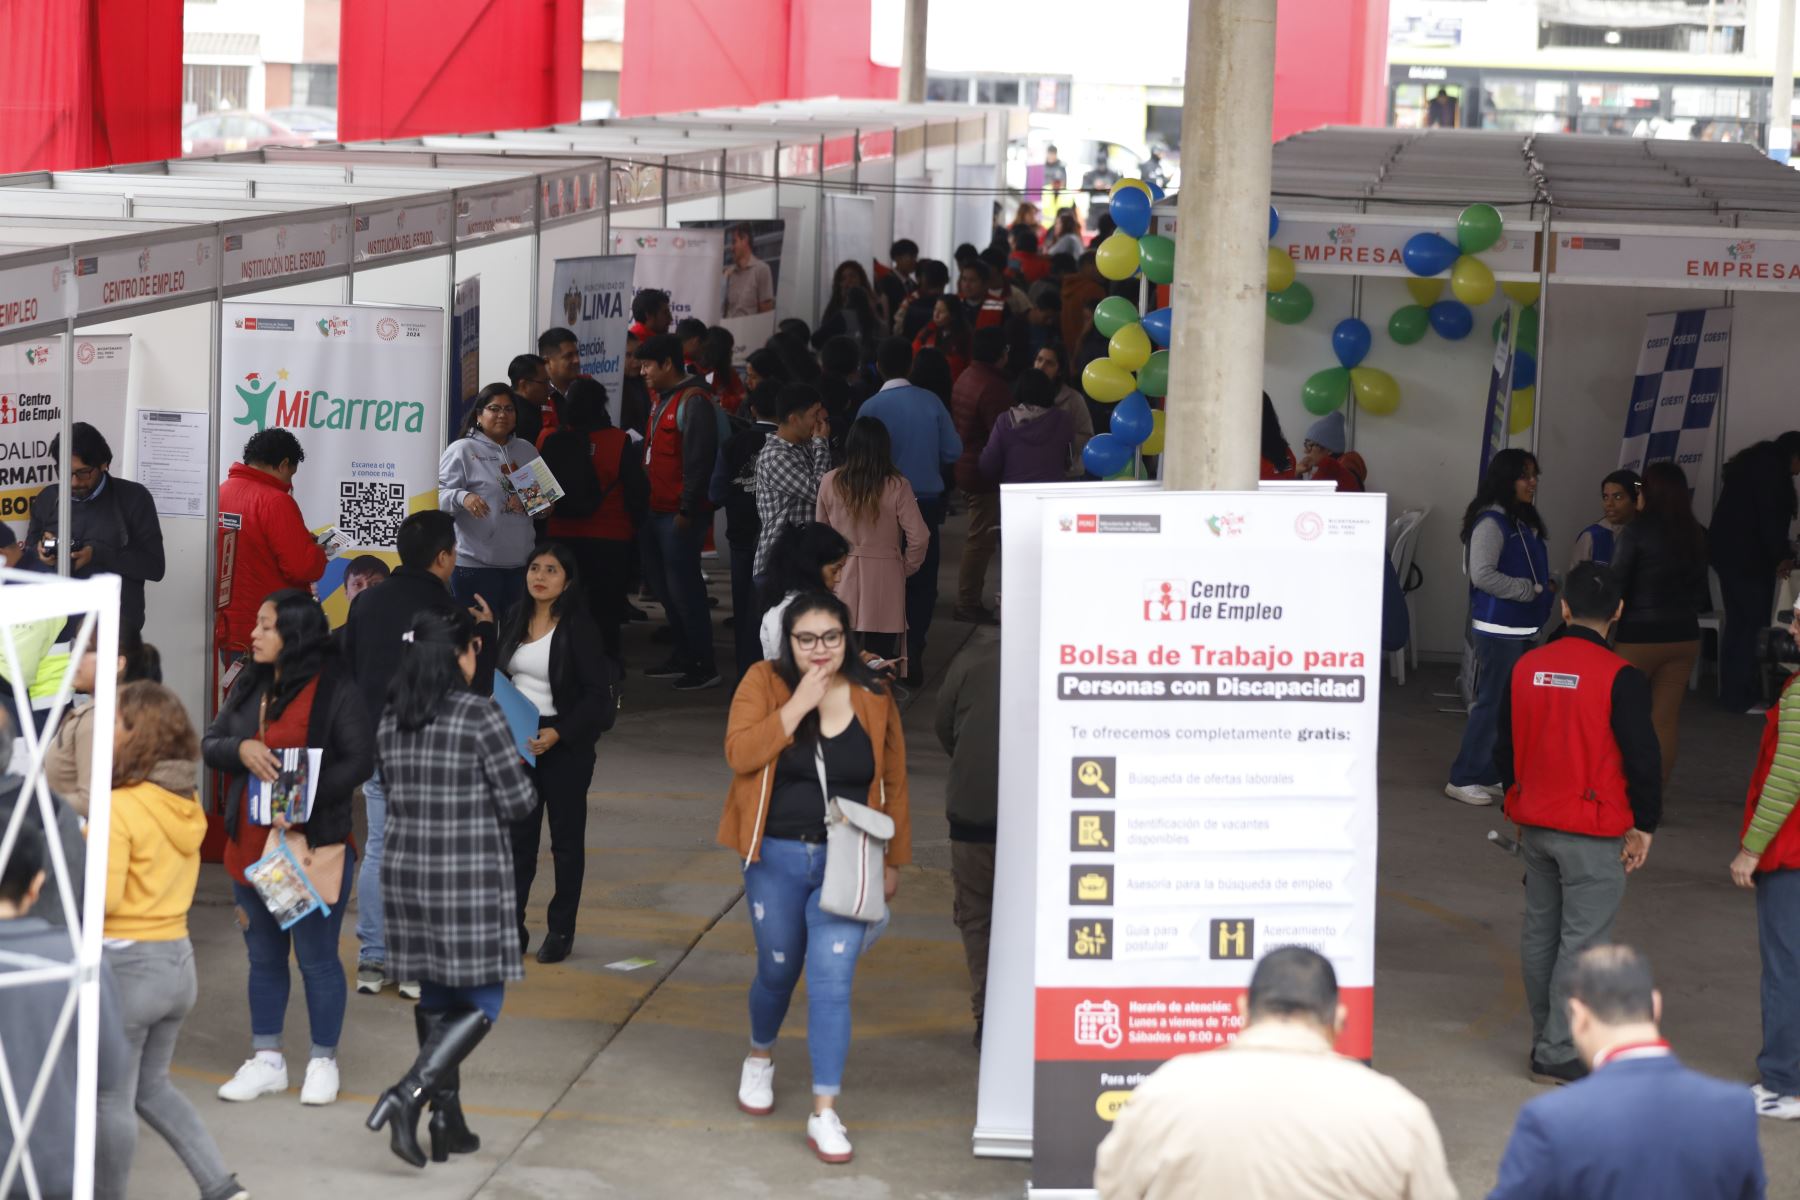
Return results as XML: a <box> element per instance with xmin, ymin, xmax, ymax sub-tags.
<box><xmin>365</xmin><ymin>607</ymin><xmax>534</xmax><ymax>1169</ymax></box>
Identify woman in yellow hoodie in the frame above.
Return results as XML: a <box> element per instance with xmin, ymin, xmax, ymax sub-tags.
<box><xmin>95</xmin><ymin>681</ymin><xmax>248</xmax><ymax>1200</ymax></box>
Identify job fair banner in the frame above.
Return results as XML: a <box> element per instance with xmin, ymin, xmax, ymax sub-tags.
<box><xmin>218</xmin><ymin>302</ymin><xmax>442</xmax><ymax>625</ymax></box>
<box><xmin>682</xmin><ymin>218</ymin><xmax>786</xmax><ymax>366</ymax></box>
<box><xmin>1030</xmin><ymin>490</ymin><xmax>1385</xmax><ymax>1191</ymax></box>
<box><xmin>448</xmin><ymin>275</ymin><xmax>481</xmax><ymax>439</ymax></box>
<box><xmin>1479</xmin><ymin>306</ymin><xmax>1515</xmax><ymax>483</ymax></box>
<box><xmin>1617</xmin><ymin>308</ymin><xmax>1730</xmax><ymax>489</ymax></box>
<box><xmin>549</xmin><ymin>253</ymin><xmax>634</xmax><ymax>414</ymax></box>
<box><xmin>0</xmin><ymin>334</ymin><xmax>132</xmax><ymax>545</ymax></box>
<box><xmin>607</xmin><ymin>227</ymin><xmax>723</xmax><ymax>332</ymax></box>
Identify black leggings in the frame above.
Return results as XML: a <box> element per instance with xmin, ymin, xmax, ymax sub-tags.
<box><xmin>511</xmin><ymin>741</ymin><xmax>597</xmax><ymax>938</ymax></box>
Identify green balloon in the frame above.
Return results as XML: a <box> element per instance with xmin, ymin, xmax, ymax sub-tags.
<box><xmin>1457</xmin><ymin>203</ymin><xmax>1503</xmax><ymax>256</ymax></box>
<box><xmin>1266</xmin><ymin>281</ymin><xmax>1314</xmax><ymax>325</ymax></box>
<box><xmin>1302</xmin><ymin>367</ymin><xmax>1350</xmax><ymax>416</ymax></box>
<box><xmin>1137</xmin><ymin>350</ymin><xmax>1170</xmax><ymax>397</ymax></box>
<box><xmin>1139</xmin><ymin>235</ymin><xmax>1176</xmax><ymax>286</ymax></box>
<box><xmin>1388</xmin><ymin>304</ymin><xmax>1430</xmax><ymax>345</ymax></box>
<box><xmin>1489</xmin><ymin>304</ymin><xmax>1541</xmax><ymax>354</ymax></box>
<box><xmin>1094</xmin><ymin>296</ymin><xmax>1140</xmax><ymax>340</ymax></box>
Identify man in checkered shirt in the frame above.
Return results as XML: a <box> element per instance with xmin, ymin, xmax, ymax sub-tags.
<box><xmin>752</xmin><ymin>384</ymin><xmax>833</xmax><ymax>581</ymax></box>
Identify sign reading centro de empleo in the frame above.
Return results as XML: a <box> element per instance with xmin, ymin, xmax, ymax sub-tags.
<box><xmin>218</xmin><ymin>302</ymin><xmax>442</xmax><ymax>625</ymax></box>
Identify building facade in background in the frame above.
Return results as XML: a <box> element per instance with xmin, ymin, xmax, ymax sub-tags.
<box><xmin>182</xmin><ymin>0</ymin><xmax>340</xmax><ymax>150</ymax></box>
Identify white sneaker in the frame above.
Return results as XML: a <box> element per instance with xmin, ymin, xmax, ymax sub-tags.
<box><xmin>1481</xmin><ymin>783</ymin><xmax>1507</xmax><ymax>799</ymax></box>
<box><xmin>397</xmin><ymin>980</ymin><xmax>421</xmax><ymax>1001</ymax></box>
<box><xmin>738</xmin><ymin>1055</ymin><xmax>775</xmax><ymax>1115</ymax></box>
<box><xmin>217</xmin><ymin>1056</ymin><xmax>288</xmax><ymax>1102</ymax></box>
<box><xmin>299</xmin><ymin>1057</ymin><xmax>339</xmax><ymax>1106</ymax></box>
<box><xmin>1755</xmin><ymin>1083</ymin><xmax>1800</xmax><ymax>1120</ymax></box>
<box><xmin>1444</xmin><ymin>783</ymin><xmax>1495</xmax><ymax>807</ymax></box>
<box><xmin>807</xmin><ymin>1108</ymin><xmax>854</xmax><ymax>1164</ymax></box>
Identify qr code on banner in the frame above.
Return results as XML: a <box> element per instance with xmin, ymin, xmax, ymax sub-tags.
<box><xmin>338</xmin><ymin>481</ymin><xmax>405</xmax><ymax>547</ymax></box>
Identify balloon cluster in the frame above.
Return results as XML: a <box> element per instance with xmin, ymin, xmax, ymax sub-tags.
<box><xmin>1490</xmin><ymin>281</ymin><xmax>1543</xmax><ymax>433</ymax></box>
<box><xmin>1301</xmin><ymin>319</ymin><xmax>1400</xmax><ymax>418</ymax></box>
<box><xmin>1265</xmin><ymin>207</ymin><xmax>1313</xmax><ymax>325</ymax></box>
<box><xmin>1082</xmin><ymin>178</ymin><xmax>1171</xmax><ymax>477</ymax></box>
<box><xmin>1388</xmin><ymin>204</ymin><xmax>1504</xmax><ymax>344</ymax></box>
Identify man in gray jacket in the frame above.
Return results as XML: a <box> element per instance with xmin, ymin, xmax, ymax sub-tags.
<box><xmin>936</xmin><ymin>633</ymin><xmax>1000</xmax><ymax>1045</ymax></box>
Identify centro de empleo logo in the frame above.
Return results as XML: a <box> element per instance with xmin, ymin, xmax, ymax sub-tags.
<box><xmin>233</xmin><ymin>368</ymin><xmax>425</xmax><ymax>433</ymax></box>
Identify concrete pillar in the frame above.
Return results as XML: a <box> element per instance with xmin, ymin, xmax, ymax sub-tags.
<box><xmin>900</xmin><ymin>0</ymin><xmax>928</xmax><ymax>104</ymax></box>
<box><xmin>1773</xmin><ymin>0</ymin><xmax>1795</xmax><ymax>164</ymax></box>
<box><xmin>1163</xmin><ymin>0</ymin><xmax>1277</xmax><ymax>491</ymax></box>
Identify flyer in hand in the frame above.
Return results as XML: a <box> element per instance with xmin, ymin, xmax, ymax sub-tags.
<box><xmin>244</xmin><ymin>839</ymin><xmax>330</xmax><ymax>929</ymax></box>
<box><xmin>248</xmin><ymin>748</ymin><xmax>322</xmax><ymax>825</ymax></box>
<box><xmin>502</xmin><ymin>456</ymin><xmax>564</xmax><ymax>518</ymax></box>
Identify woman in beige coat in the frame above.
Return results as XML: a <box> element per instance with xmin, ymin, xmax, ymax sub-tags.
<box><xmin>816</xmin><ymin>418</ymin><xmax>928</xmax><ymax>669</ymax></box>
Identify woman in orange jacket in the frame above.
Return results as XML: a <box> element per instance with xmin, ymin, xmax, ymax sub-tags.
<box><xmin>719</xmin><ymin>591</ymin><xmax>911</xmax><ymax>1165</ymax></box>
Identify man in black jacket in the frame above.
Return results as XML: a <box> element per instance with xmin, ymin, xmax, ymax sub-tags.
<box><xmin>721</xmin><ymin>383</ymin><xmax>779</xmax><ymax>679</ymax></box>
<box><xmin>1711</xmin><ymin>431</ymin><xmax>1800</xmax><ymax>712</ymax></box>
<box><xmin>25</xmin><ymin>423</ymin><xmax>165</xmax><ymax>636</ymax></box>
<box><xmin>935</xmin><ymin>634</ymin><xmax>1001</xmax><ymax>1046</ymax></box>
<box><xmin>340</xmin><ymin>509</ymin><xmax>496</xmax><ymax>995</ymax></box>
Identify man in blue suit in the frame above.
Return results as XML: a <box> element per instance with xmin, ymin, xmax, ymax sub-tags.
<box><xmin>1490</xmin><ymin>945</ymin><xmax>1765</xmax><ymax>1199</ymax></box>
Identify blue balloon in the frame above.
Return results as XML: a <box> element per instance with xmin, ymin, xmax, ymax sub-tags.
<box><xmin>1331</xmin><ymin>318</ymin><xmax>1372</xmax><ymax>369</ymax></box>
<box><xmin>1428</xmin><ymin>300</ymin><xmax>1475</xmax><ymax>340</ymax></box>
<box><xmin>1402</xmin><ymin>232</ymin><xmax>1460</xmax><ymax>278</ymax></box>
<box><xmin>1111</xmin><ymin>392</ymin><xmax>1154</xmax><ymax>447</ymax></box>
<box><xmin>1149</xmin><ymin>181</ymin><xmax>1166</xmax><ymax>200</ymax></box>
<box><xmin>1268</xmin><ymin>205</ymin><xmax>1280</xmax><ymax>240</ymax></box>
<box><xmin>1142</xmin><ymin>306</ymin><xmax>1173</xmax><ymax>348</ymax></box>
<box><xmin>1512</xmin><ymin>349</ymin><xmax>1538</xmax><ymax>391</ymax></box>
<box><xmin>1110</xmin><ymin>187</ymin><xmax>1152</xmax><ymax>239</ymax></box>
<box><xmin>1082</xmin><ymin>432</ymin><xmax>1133</xmax><ymax>478</ymax></box>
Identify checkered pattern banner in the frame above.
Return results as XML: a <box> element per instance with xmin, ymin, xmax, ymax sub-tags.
<box><xmin>1619</xmin><ymin>307</ymin><xmax>1732</xmax><ymax>480</ymax></box>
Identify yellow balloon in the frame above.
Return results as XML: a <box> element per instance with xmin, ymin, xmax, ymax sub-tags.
<box><xmin>1096</xmin><ymin>233</ymin><xmax>1141</xmax><ymax>281</ymax></box>
<box><xmin>1141</xmin><ymin>410</ymin><xmax>1166</xmax><ymax>456</ymax></box>
<box><xmin>1404</xmin><ymin>277</ymin><xmax>1445</xmax><ymax>307</ymax></box>
<box><xmin>1112</xmin><ymin>177</ymin><xmax>1153</xmax><ymax>201</ymax></box>
<box><xmin>1082</xmin><ymin>358</ymin><xmax>1137</xmax><ymax>404</ymax></box>
<box><xmin>1349</xmin><ymin>366</ymin><xmax>1401</xmax><ymax>416</ymax></box>
<box><xmin>1266</xmin><ymin>246</ymin><xmax>1296</xmax><ymax>294</ymax></box>
<box><xmin>1109</xmin><ymin>323</ymin><xmax>1153</xmax><ymax>372</ymax></box>
<box><xmin>1450</xmin><ymin>255</ymin><xmax>1496</xmax><ymax>306</ymax></box>
<box><xmin>1501</xmin><ymin>280</ymin><xmax>1542</xmax><ymax>306</ymax></box>
<box><xmin>1509</xmin><ymin>387</ymin><xmax>1535</xmax><ymax>434</ymax></box>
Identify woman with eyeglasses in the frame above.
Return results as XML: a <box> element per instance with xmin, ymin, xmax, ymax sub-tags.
<box><xmin>721</xmin><ymin>592</ymin><xmax>912</xmax><ymax>1165</ymax></box>
<box><xmin>438</xmin><ymin>382</ymin><xmax>536</xmax><ymax>617</ymax></box>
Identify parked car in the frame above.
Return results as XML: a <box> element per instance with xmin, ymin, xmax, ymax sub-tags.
<box><xmin>269</xmin><ymin>107</ymin><xmax>338</xmax><ymax>143</ymax></box>
<box><xmin>181</xmin><ymin>111</ymin><xmax>311</xmax><ymax>157</ymax></box>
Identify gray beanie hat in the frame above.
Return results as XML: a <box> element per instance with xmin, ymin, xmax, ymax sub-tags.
<box><xmin>1304</xmin><ymin>411</ymin><xmax>1346</xmax><ymax>455</ymax></box>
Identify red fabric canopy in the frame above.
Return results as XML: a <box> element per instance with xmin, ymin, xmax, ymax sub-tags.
<box><xmin>0</xmin><ymin>0</ymin><xmax>182</xmax><ymax>173</ymax></box>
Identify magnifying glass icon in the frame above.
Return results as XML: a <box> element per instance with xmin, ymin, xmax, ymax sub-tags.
<box><xmin>1078</xmin><ymin>760</ymin><xmax>1111</xmax><ymax>794</ymax></box>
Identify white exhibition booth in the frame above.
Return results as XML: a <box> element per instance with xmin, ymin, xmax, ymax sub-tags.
<box><xmin>1254</xmin><ymin>128</ymin><xmax>1800</xmax><ymax>663</ymax></box>
<box><xmin>0</xmin><ymin>100</ymin><xmax>1019</xmax><ymax>727</ymax></box>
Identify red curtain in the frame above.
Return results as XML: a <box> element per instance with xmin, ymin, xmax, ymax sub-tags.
<box><xmin>0</xmin><ymin>0</ymin><xmax>182</xmax><ymax>173</ymax></box>
<box><xmin>338</xmin><ymin>0</ymin><xmax>581</xmax><ymax>142</ymax></box>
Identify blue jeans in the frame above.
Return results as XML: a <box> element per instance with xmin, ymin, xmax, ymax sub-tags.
<box><xmin>904</xmin><ymin>494</ymin><xmax>946</xmax><ymax>674</ymax></box>
<box><xmin>1758</xmin><ymin>867</ymin><xmax>1800</xmax><ymax>1094</ymax></box>
<box><xmin>451</xmin><ymin>565</ymin><xmax>526</xmax><ymax>621</ymax></box>
<box><xmin>642</xmin><ymin>512</ymin><xmax>715</xmax><ymax>674</ymax></box>
<box><xmin>1450</xmin><ymin>633</ymin><xmax>1529</xmax><ymax>787</ymax></box>
<box><xmin>743</xmin><ymin>837</ymin><xmax>887</xmax><ymax>1095</ymax></box>
<box><xmin>355</xmin><ymin>772</ymin><xmax>386</xmax><ymax>966</ymax></box>
<box><xmin>418</xmin><ymin>980</ymin><xmax>505</xmax><ymax>1022</ymax></box>
<box><xmin>232</xmin><ymin>842</ymin><xmax>355</xmax><ymax>1058</ymax></box>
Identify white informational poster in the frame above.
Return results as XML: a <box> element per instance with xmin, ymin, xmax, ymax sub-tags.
<box><xmin>681</xmin><ymin>219</ymin><xmax>785</xmax><ymax>365</ymax></box>
<box><xmin>218</xmin><ymin>302</ymin><xmax>443</xmax><ymax>626</ymax></box>
<box><xmin>1618</xmin><ymin>308</ymin><xmax>1730</xmax><ymax>505</ymax></box>
<box><xmin>1022</xmin><ymin>489</ymin><xmax>1386</xmax><ymax>1193</ymax></box>
<box><xmin>608</xmin><ymin>227</ymin><xmax>723</xmax><ymax>332</ymax></box>
<box><xmin>135</xmin><ymin>410</ymin><xmax>210</xmax><ymax>519</ymax></box>
<box><xmin>824</xmin><ymin>193</ymin><xmax>877</xmax><ymax>305</ymax></box>
<box><xmin>448</xmin><ymin>274</ymin><xmax>481</xmax><ymax>438</ymax></box>
<box><xmin>0</xmin><ymin>334</ymin><xmax>131</xmax><ymax>544</ymax></box>
<box><xmin>549</xmin><ymin>254</ymin><xmax>634</xmax><ymax>415</ymax></box>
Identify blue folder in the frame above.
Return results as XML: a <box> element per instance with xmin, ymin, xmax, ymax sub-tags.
<box><xmin>492</xmin><ymin>672</ymin><xmax>541</xmax><ymax>765</ymax></box>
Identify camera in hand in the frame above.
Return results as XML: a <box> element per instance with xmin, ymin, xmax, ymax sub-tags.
<box><xmin>1762</xmin><ymin>624</ymin><xmax>1800</xmax><ymax>669</ymax></box>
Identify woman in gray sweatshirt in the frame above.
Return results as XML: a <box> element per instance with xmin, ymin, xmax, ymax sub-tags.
<box><xmin>438</xmin><ymin>383</ymin><xmax>537</xmax><ymax>617</ymax></box>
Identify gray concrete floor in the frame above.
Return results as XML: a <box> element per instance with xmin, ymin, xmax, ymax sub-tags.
<box><xmin>128</xmin><ymin>524</ymin><xmax>1800</xmax><ymax>1198</ymax></box>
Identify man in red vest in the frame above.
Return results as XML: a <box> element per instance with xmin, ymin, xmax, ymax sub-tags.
<box><xmin>1496</xmin><ymin>561</ymin><xmax>1662</xmax><ymax>1086</ymax></box>
<box><xmin>1731</xmin><ymin>597</ymin><xmax>1800</xmax><ymax>1119</ymax></box>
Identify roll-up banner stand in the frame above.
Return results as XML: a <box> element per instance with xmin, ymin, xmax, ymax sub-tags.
<box><xmin>1618</xmin><ymin>308</ymin><xmax>1731</xmax><ymax>500</ymax></box>
<box><xmin>0</xmin><ymin>335</ymin><xmax>131</xmax><ymax>544</ymax></box>
<box><xmin>449</xmin><ymin>275</ymin><xmax>481</xmax><ymax>439</ymax></box>
<box><xmin>978</xmin><ymin>486</ymin><xmax>1386</xmax><ymax>1197</ymax></box>
<box><xmin>550</xmin><ymin>254</ymin><xmax>635</xmax><ymax>422</ymax></box>
<box><xmin>217</xmin><ymin>302</ymin><xmax>443</xmax><ymax>628</ymax></box>
<box><xmin>609</xmin><ymin>227</ymin><xmax>724</xmax><ymax>334</ymax></box>
<box><xmin>682</xmin><ymin>219</ymin><xmax>785</xmax><ymax>368</ymax></box>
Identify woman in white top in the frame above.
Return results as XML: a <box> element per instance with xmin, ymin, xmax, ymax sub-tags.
<box><xmin>757</xmin><ymin>523</ymin><xmax>850</xmax><ymax>662</ymax></box>
<box><xmin>496</xmin><ymin>543</ymin><xmax>616</xmax><ymax>965</ymax></box>
<box><xmin>439</xmin><ymin>383</ymin><xmax>537</xmax><ymax>618</ymax></box>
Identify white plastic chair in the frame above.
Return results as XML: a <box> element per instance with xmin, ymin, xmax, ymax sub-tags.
<box><xmin>1387</xmin><ymin>506</ymin><xmax>1429</xmax><ymax>685</ymax></box>
<box><xmin>1691</xmin><ymin>568</ymin><xmax>1724</xmax><ymax>693</ymax></box>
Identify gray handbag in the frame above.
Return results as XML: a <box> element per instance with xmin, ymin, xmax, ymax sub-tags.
<box><xmin>815</xmin><ymin>743</ymin><xmax>895</xmax><ymax>923</ymax></box>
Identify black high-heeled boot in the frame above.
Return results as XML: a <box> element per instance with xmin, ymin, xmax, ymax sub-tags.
<box><xmin>365</xmin><ymin>1007</ymin><xmax>491</xmax><ymax>1168</ymax></box>
<box><xmin>428</xmin><ymin>1061</ymin><xmax>481</xmax><ymax>1162</ymax></box>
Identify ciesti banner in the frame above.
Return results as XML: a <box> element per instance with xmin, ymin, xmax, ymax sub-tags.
<box><xmin>218</xmin><ymin>302</ymin><xmax>443</xmax><ymax>626</ymax></box>
<box><xmin>1618</xmin><ymin>307</ymin><xmax>1731</xmax><ymax>491</ymax></box>
<box><xmin>0</xmin><ymin>334</ymin><xmax>132</xmax><ymax>543</ymax></box>
<box><xmin>549</xmin><ymin>254</ymin><xmax>634</xmax><ymax>420</ymax></box>
<box><xmin>1031</xmin><ymin>491</ymin><xmax>1385</xmax><ymax>1192</ymax></box>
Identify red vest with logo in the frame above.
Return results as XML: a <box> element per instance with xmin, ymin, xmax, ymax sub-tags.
<box><xmin>543</xmin><ymin>427</ymin><xmax>634</xmax><ymax>541</ymax></box>
<box><xmin>975</xmin><ymin>289</ymin><xmax>1009</xmax><ymax>329</ymax></box>
<box><xmin>645</xmin><ymin>383</ymin><xmax>706</xmax><ymax>513</ymax></box>
<box><xmin>1503</xmin><ymin>636</ymin><xmax>1634</xmax><ymax>837</ymax></box>
<box><xmin>1742</xmin><ymin>674</ymin><xmax>1800</xmax><ymax>872</ymax></box>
